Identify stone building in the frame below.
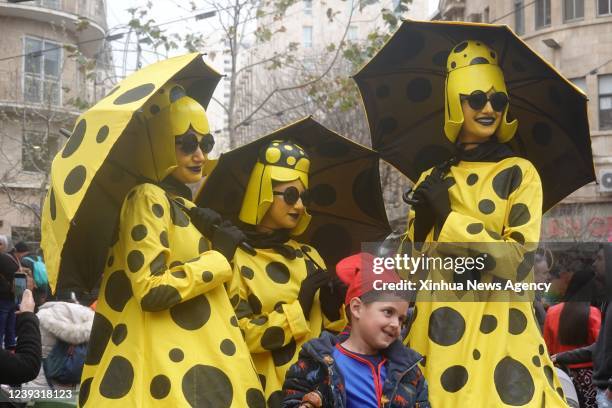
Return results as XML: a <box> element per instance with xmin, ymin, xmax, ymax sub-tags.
<box><xmin>0</xmin><ymin>0</ymin><xmax>112</xmax><ymax>245</ymax></box>
<box><xmin>435</xmin><ymin>0</ymin><xmax>612</xmax><ymax>241</ymax></box>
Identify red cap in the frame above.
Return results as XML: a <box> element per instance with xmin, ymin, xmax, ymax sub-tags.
<box><xmin>336</xmin><ymin>252</ymin><xmax>400</xmax><ymax>305</ymax></box>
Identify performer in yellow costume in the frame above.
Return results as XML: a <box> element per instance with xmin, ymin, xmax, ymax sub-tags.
<box><xmin>404</xmin><ymin>41</ymin><xmax>567</xmax><ymax>407</ymax></box>
<box><xmin>79</xmin><ymin>82</ymin><xmax>265</xmax><ymax>407</ymax></box>
<box><xmin>226</xmin><ymin>140</ymin><xmax>347</xmax><ymax>407</ymax></box>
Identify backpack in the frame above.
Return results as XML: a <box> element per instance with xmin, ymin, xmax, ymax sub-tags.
<box><xmin>43</xmin><ymin>340</ymin><xmax>87</xmax><ymax>385</ymax></box>
<box><xmin>23</xmin><ymin>255</ymin><xmax>48</xmax><ymax>288</ymax></box>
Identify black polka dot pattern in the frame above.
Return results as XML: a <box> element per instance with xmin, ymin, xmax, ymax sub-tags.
<box><xmin>246</xmin><ymin>388</ymin><xmax>266</xmax><ymax>408</ymax></box>
<box><xmin>266</xmin><ymin>262</ymin><xmax>290</xmax><ymax>284</ymax></box>
<box><xmin>250</xmin><ymin>316</ymin><xmax>268</xmax><ymax>326</ymax></box>
<box><xmin>428</xmin><ymin>307</ymin><xmax>465</xmax><ymax>346</ymax></box>
<box><xmin>202</xmin><ymin>271</ymin><xmax>213</xmax><ymax>282</ymax></box>
<box><xmin>86</xmin><ymin>313</ymin><xmax>113</xmax><ymax>365</ymax></box>
<box><xmin>131</xmin><ymin>225</ymin><xmax>147</xmax><ymax>241</ymax></box>
<box><xmin>453</xmin><ymin>41</ymin><xmax>468</xmax><ymax>53</ymax></box>
<box><xmin>543</xmin><ymin>365</ymin><xmax>554</xmax><ymax>387</ymax></box>
<box><xmin>220</xmin><ymin>339</ymin><xmax>236</xmax><ymax>356</ymax></box>
<box><xmin>405</xmin><ymin>77</ymin><xmax>432</xmax><ymax>102</ymax></box>
<box><xmin>510</xmin><ymin>231</ymin><xmax>525</xmax><ymax>245</ymax></box>
<box><xmin>267</xmin><ymin>391</ymin><xmax>284</xmax><ymax>408</ymax></box>
<box><xmin>64</xmin><ymin>165</ymin><xmax>87</xmax><ymax>195</ymax></box>
<box><xmin>261</xmin><ymin>326</ymin><xmax>285</xmax><ymax>350</ymax></box>
<box><xmin>150</xmin><ymin>252</ymin><xmax>167</xmax><ymax>276</ymax></box>
<box><xmin>532</xmin><ymin>356</ymin><xmax>541</xmax><ymax>367</ymax></box>
<box><xmin>79</xmin><ymin>377</ymin><xmax>92</xmax><ymax>406</ymax></box>
<box><xmin>311</xmin><ymin>184</ymin><xmax>337</xmax><ymax>206</ymax></box>
<box><xmin>182</xmin><ymin>365</ymin><xmax>233</xmax><ymax>408</ymax></box>
<box><xmin>141</xmin><ymin>285</ymin><xmax>181</xmax><ymax>312</ymax></box>
<box><xmin>509</xmin><ymin>204</ymin><xmax>531</xmax><ymax>227</ymax></box>
<box><xmin>169</xmin><ymin>201</ymin><xmax>190</xmax><ymax>227</ymax></box>
<box><xmin>272</xmin><ymin>338</ymin><xmax>297</xmax><ymax>367</ymax></box>
<box><xmin>539</xmin><ymin>344</ymin><xmax>545</xmax><ymax>355</ymax></box>
<box><xmin>230</xmin><ymin>316</ymin><xmax>238</xmax><ymax>327</ymax></box>
<box><xmin>113</xmin><ymin>83</ymin><xmax>155</xmax><ymax>105</ymax></box>
<box><xmin>473</xmin><ymin>349</ymin><xmax>480</xmax><ymax>360</ymax></box>
<box><xmin>508</xmin><ymin>308</ymin><xmax>527</xmax><ymax>335</ymax></box>
<box><xmin>62</xmin><ymin>119</ymin><xmax>86</xmax><ymax>158</ymax></box>
<box><xmin>492</xmin><ymin>166</ymin><xmax>523</xmax><ymax>200</ymax></box>
<box><xmin>112</xmin><ymin>324</ymin><xmax>127</xmax><ymax>345</ymax></box>
<box><xmin>466</xmin><ymin>223</ymin><xmax>483</xmax><ymax>234</ymax></box>
<box><xmin>241</xmin><ymin>266</ymin><xmax>254</xmax><ymax>280</ymax></box>
<box><xmin>96</xmin><ymin>125</ymin><xmax>109</xmax><ymax>143</ymax></box>
<box><xmin>440</xmin><ymin>365</ymin><xmax>468</xmax><ymax>392</ymax></box>
<box><xmin>170</xmin><ymin>294</ymin><xmax>211</xmax><ymax>330</ymax></box>
<box><xmin>105</xmin><ymin>270</ymin><xmax>133</xmax><ymax>312</ymax></box>
<box><xmin>470</xmin><ymin>57</ymin><xmax>489</xmax><ymax>65</ymax></box>
<box><xmin>150</xmin><ymin>374</ymin><xmax>171</xmax><ymax>399</ymax></box>
<box><xmin>480</xmin><ymin>314</ymin><xmax>497</xmax><ymax>334</ymax></box>
<box><xmin>517</xmin><ymin>251</ymin><xmax>536</xmax><ymax>281</ymax></box>
<box><xmin>171</xmin><ymin>270</ymin><xmax>186</xmax><ymax>278</ymax></box>
<box><xmin>99</xmin><ymin>356</ymin><xmax>134</xmax><ymax>399</ymax></box>
<box><xmin>160</xmin><ymin>231</ymin><xmax>169</xmax><ymax>248</ymax></box>
<box><xmin>494</xmin><ymin>357</ymin><xmax>535</xmax><ymax>405</ymax></box>
<box><xmin>152</xmin><ymin>203</ymin><xmax>164</xmax><ymax>218</ymax></box>
<box><xmin>478</xmin><ymin>199</ymin><xmax>495</xmax><ymax>215</ymax></box>
<box><xmin>107</xmin><ymin>255</ymin><xmax>114</xmax><ymax>267</ymax></box>
<box><xmin>127</xmin><ymin>250</ymin><xmax>145</xmax><ymax>272</ymax></box>
<box><xmin>49</xmin><ymin>189</ymin><xmax>57</xmax><ymax>220</ymax></box>
<box><xmin>198</xmin><ymin>237</ymin><xmax>209</xmax><ymax>253</ymax></box>
<box><xmin>466</xmin><ymin>173</ymin><xmax>478</xmax><ymax>185</ymax></box>
<box><xmin>169</xmin><ymin>348</ymin><xmax>184</xmax><ymax>362</ymax></box>
<box><xmin>248</xmin><ymin>294</ymin><xmax>263</xmax><ymax>315</ymax></box>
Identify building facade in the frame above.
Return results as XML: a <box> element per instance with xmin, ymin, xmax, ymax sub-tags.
<box><xmin>0</xmin><ymin>0</ymin><xmax>112</xmax><ymax>245</ymax></box>
<box><xmin>435</xmin><ymin>0</ymin><xmax>612</xmax><ymax>241</ymax></box>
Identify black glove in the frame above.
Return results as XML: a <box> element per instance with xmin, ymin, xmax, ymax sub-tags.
<box><xmin>319</xmin><ymin>275</ymin><xmax>347</xmax><ymax>322</ymax></box>
<box><xmin>298</xmin><ymin>271</ymin><xmax>329</xmax><ymax>320</ymax></box>
<box><xmin>189</xmin><ymin>207</ymin><xmax>222</xmax><ymax>238</ymax></box>
<box><xmin>211</xmin><ymin>220</ymin><xmax>246</xmax><ymax>261</ymax></box>
<box><xmin>412</xmin><ymin>174</ymin><xmax>454</xmax><ymax>230</ymax></box>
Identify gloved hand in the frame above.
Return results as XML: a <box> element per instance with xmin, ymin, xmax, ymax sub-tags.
<box><xmin>319</xmin><ymin>275</ymin><xmax>347</xmax><ymax>322</ymax></box>
<box><xmin>211</xmin><ymin>220</ymin><xmax>246</xmax><ymax>261</ymax></box>
<box><xmin>298</xmin><ymin>271</ymin><xmax>330</xmax><ymax>320</ymax></box>
<box><xmin>189</xmin><ymin>207</ymin><xmax>222</xmax><ymax>239</ymax></box>
<box><xmin>412</xmin><ymin>174</ymin><xmax>454</xmax><ymax>229</ymax></box>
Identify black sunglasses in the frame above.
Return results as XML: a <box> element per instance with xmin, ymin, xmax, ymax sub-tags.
<box><xmin>273</xmin><ymin>186</ymin><xmax>311</xmax><ymax>206</ymax></box>
<box><xmin>460</xmin><ymin>90</ymin><xmax>509</xmax><ymax>112</ymax></box>
<box><xmin>175</xmin><ymin>131</ymin><xmax>215</xmax><ymax>154</ymax></box>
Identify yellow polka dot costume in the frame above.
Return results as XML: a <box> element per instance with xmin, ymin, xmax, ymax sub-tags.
<box><xmin>79</xmin><ymin>83</ymin><xmax>265</xmax><ymax>407</ymax></box>
<box><xmin>227</xmin><ymin>140</ymin><xmax>347</xmax><ymax>407</ymax></box>
<box><xmin>403</xmin><ymin>41</ymin><xmax>568</xmax><ymax>407</ymax></box>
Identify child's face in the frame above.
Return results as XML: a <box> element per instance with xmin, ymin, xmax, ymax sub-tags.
<box><xmin>353</xmin><ymin>299</ymin><xmax>410</xmax><ymax>350</ymax></box>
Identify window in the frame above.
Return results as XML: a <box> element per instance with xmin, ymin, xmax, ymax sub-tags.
<box><xmin>535</xmin><ymin>0</ymin><xmax>551</xmax><ymax>29</ymax></box>
<box><xmin>515</xmin><ymin>1</ymin><xmax>525</xmax><ymax>35</ymax></box>
<box><xmin>599</xmin><ymin>75</ymin><xmax>612</xmax><ymax>130</ymax></box>
<box><xmin>302</xmin><ymin>26</ymin><xmax>312</xmax><ymax>48</ymax></box>
<box><xmin>570</xmin><ymin>77</ymin><xmax>587</xmax><ymax>93</ymax></box>
<box><xmin>303</xmin><ymin>0</ymin><xmax>312</xmax><ymax>15</ymax></box>
<box><xmin>347</xmin><ymin>25</ymin><xmax>358</xmax><ymax>41</ymax></box>
<box><xmin>23</xmin><ymin>37</ymin><xmax>61</xmax><ymax>105</ymax></box>
<box><xmin>564</xmin><ymin>0</ymin><xmax>584</xmax><ymax>21</ymax></box>
<box><xmin>35</xmin><ymin>0</ymin><xmax>60</xmax><ymax>9</ymax></box>
<box><xmin>22</xmin><ymin>131</ymin><xmax>59</xmax><ymax>172</ymax></box>
<box><xmin>599</xmin><ymin>0</ymin><xmax>612</xmax><ymax>15</ymax></box>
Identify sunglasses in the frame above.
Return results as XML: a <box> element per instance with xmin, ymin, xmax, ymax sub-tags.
<box><xmin>460</xmin><ymin>90</ymin><xmax>509</xmax><ymax>112</ymax></box>
<box><xmin>273</xmin><ymin>186</ymin><xmax>311</xmax><ymax>206</ymax></box>
<box><xmin>175</xmin><ymin>131</ymin><xmax>215</xmax><ymax>155</ymax></box>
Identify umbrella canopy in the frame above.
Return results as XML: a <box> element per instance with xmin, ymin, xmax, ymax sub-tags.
<box><xmin>353</xmin><ymin>20</ymin><xmax>594</xmax><ymax>211</ymax></box>
<box><xmin>41</xmin><ymin>53</ymin><xmax>221</xmax><ymax>292</ymax></box>
<box><xmin>195</xmin><ymin>117</ymin><xmax>391</xmax><ymax>269</ymax></box>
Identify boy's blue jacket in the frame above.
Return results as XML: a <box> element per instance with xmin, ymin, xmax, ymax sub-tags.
<box><xmin>282</xmin><ymin>331</ymin><xmax>431</xmax><ymax>407</ymax></box>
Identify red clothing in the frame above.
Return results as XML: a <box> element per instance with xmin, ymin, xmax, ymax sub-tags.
<box><xmin>544</xmin><ymin>303</ymin><xmax>601</xmax><ymax>368</ymax></box>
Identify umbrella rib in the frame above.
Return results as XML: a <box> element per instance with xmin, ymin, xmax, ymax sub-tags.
<box><xmin>307</xmin><ymin>208</ymin><xmax>388</xmax><ymax>230</ymax></box>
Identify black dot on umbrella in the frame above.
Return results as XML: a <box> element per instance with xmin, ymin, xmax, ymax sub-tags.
<box><xmin>509</xmin><ymin>203</ymin><xmax>531</xmax><ymax>227</ymax></box>
<box><xmin>220</xmin><ymin>339</ymin><xmax>236</xmax><ymax>356</ymax></box>
<box><xmin>111</xmin><ymin>323</ymin><xmax>128</xmax><ymax>346</ymax></box>
<box><xmin>473</xmin><ymin>349</ymin><xmax>481</xmax><ymax>360</ymax></box>
<box><xmin>517</xmin><ymin>251</ymin><xmax>536</xmax><ymax>281</ymax></box>
<box><xmin>440</xmin><ymin>365</ymin><xmax>468</xmax><ymax>392</ymax></box>
<box><xmin>127</xmin><ymin>250</ymin><xmax>145</xmax><ymax>272</ymax></box>
<box><xmin>453</xmin><ymin>41</ymin><xmax>468</xmax><ymax>53</ymax></box>
<box><xmin>311</xmin><ymin>183</ymin><xmax>337</xmax><ymax>206</ymax></box>
<box><xmin>149</xmin><ymin>104</ymin><xmax>161</xmax><ymax>115</ymax></box>
<box><xmin>533</xmin><ymin>122</ymin><xmax>553</xmax><ymax>146</ymax></box>
<box><xmin>467</xmin><ymin>173</ymin><xmax>478</xmax><ymax>185</ymax></box>
<box><xmin>315</xmin><ymin>141</ymin><xmax>350</xmax><ymax>157</ymax></box>
<box><xmin>492</xmin><ymin>165</ymin><xmax>523</xmax><ymax>199</ymax></box>
<box><xmin>141</xmin><ymin>285</ymin><xmax>181</xmax><ymax>312</ymax></box>
<box><xmin>268</xmin><ymin>391</ymin><xmax>284</xmax><ymax>408</ymax></box>
<box><xmin>494</xmin><ymin>356</ymin><xmax>535</xmax><ymax>405</ymax></box>
<box><xmin>49</xmin><ymin>188</ymin><xmax>57</xmax><ymax>220</ymax></box>
<box><xmin>79</xmin><ymin>377</ymin><xmax>93</xmax><ymax>406</ymax></box>
<box><xmin>99</xmin><ymin>355</ymin><xmax>134</xmax><ymax>398</ymax></box>
<box><xmin>532</xmin><ymin>356</ymin><xmax>541</xmax><ymax>367</ymax></box>
<box><xmin>248</xmin><ymin>294</ymin><xmax>263</xmax><ymax>315</ymax></box>
<box><xmin>150</xmin><ymin>374</ymin><xmax>171</xmax><ymax>399</ymax></box>
<box><xmin>241</xmin><ymin>266</ymin><xmax>254</xmax><ymax>280</ymax></box>
<box><xmin>470</xmin><ymin>57</ymin><xmax>489</xmax><ymax>65</ymax></box>
<box><xmin>150</xmin><ymin>252</ymin><xmax>166</xmax><ymax>276</ymax></box>
<box><xmin>266</xmin><ymin>262</ymin><xmax>290</xmax><ymax>284</ymax></box>
<box><xmin>105</xmin><ymin>270</ymin><xmax>133</xmax><ymax>312</ymax></box>
<box><xmin>198</xmin><ymin>237</ymin><xmax>209</xmax><ymax>253</ymax></box>
<box><xmin>539</xmin><ymin>344</ymin><xmax>545</xmax><ymax>355</ymax></box>
<box><xmin>272</xmin><ymin>338</ymin><xmax>297</xmax><ymax>367</ymax></box>
<box><xmin>543</xmin><ymin>365</ymin><xmax>554</xmax><ymax>387</ymax></box>
<box><xmin>508</xmin><ymin>308</ymin><xmax>527</xmax><ymax>335</ymax></box>
<box><xmin>131</xmin><ymin>224</ymin><xmax>147</xmax><ymax>241</ymax></box>
<box><xmin>352</xmin><ymin>168</ymin><xmax>382</xmax><ymax>219</ymax></box>
<box><xmin>428</xmin><ymin>307</ymin><xmax>466</xmax><ymax>346</ymax></box>
<box><xmin>169</xmin><ymin>348</ymin><xmax>184</xmax><ymax>362</ymax></box>
<box><xmin>466</xmin><ymin>223</ymin><xmax>483</xmax><ymax>234</ymax></box>
<box><xmin>113</xmin><ymin>83</ymin><xmax>156</xmax><ymax>105</ymax></box>
<box><xmin>510</xmin><ymin>231</ymin><xmax>525</xmax><ymax>245</ymax></box>
<box><xmin>62</xmin><ymin>119</ymin><xmax>86</xmax><ymax>158</ymax></box>
<box><xmin>246</xmin><ymin>388</ymin><xmax>266</xmax><ymax>408</ymax></box>
<box><xmin>376</xmin><ymin>85</ymin><xmax>390</xmax><ymax>98</ymax></box>
<box><xmin>261</xmin><ymin>326</ymin><xmax>285</xmax><ymax>350</ymax></box>
<box><xmin>432</xmin><ymin>50</ymin><xmax>450</xmax><ymax>67</ymax></box>
<box><xmin>64</xmin><ymin>165</ymin><xmax>87</xmax><ymax>195</ymax></box>
<box><xmin>512</xmin><ymin>60</ymin><xmax>526</xmax><ymax>72</ymax></box>
<box><xmin>85</xmin><ymin>313</ymin><xmax>113</xmax><ymax>365</ymax></box>
<box><xmin>478</xmin><ymin>199</ymin><xmax>495</xmax><ymax>215</ymax></box>
<box><xmin>450</xmin><ymin>61</ymin><xmax>457</xmax><ymax>69</ymax></box>
<box><xmin>170</xmin><ymin>294</ymin><xmax>211</xmax><ymax>330</ymax></box>
<box><xmin>160</xmin><ymin>231</ymin><xmax>169</xmax><ymax>248</ymax></box>
<box><xmin>480</xmin><ymin>314</ymin><xmax>497</xmax><ymax>334</ymax></box>
<box><xmin>406</xmin><ymin>77</ymin><xmax>432</xmax><ymax>102</ymax></box>
<box><xmin>378</xmin><ymin>116</ymin><xmax>398</xmax><ymax>135</ymax></box>
<box><xmin>182</xmin><ymin>365</ymin><xmax>233</xmax><ymax>408</ymax></box>
<box><xmin>152</xmin><ymin>203</ymin><xmax>164</xmax><ymax>218</ymax></box>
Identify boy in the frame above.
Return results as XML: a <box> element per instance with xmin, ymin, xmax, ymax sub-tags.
<box><xmin>282</xmin><ymin>253</ymin><xmax>430</xmax><ymax>408</ymax></box>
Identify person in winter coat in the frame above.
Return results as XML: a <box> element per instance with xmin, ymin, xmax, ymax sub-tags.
<box><xmin>402</xmin><ymin>40</ymin><xmax>567</xmax><ymax>406</ymax></box>
<box><xmin>0</xmin><ymin>252</ymin><xmax>18</xmax><ymax>351</ymax></box>
<box><xmin>226</xmin><ymin>139</ymin><xmax>347</xmax><ymax>407</ymax></box>
<box><xmin>282</xmin><ymin>253</ymin><xmax>430</xmax><ymax>408</ymax></box>
<box><xmin>79</xmin><ymin>82</ymin><xmax>265</xmax><ymax>407</ymax></box>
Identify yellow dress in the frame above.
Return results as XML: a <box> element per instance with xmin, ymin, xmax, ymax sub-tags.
<box><xmin>227</xmin><ymin>240</ymin><xmax>347</xmax><ymax>407</ymax></box>
<box><xmin>79</xmin><ymin>183</ymin><xmax>265</xmax><ymax>408</ymax></box>
<box><xmin>404</xmin><ymin>157</ymin><xmax>568</xmax><ymax>407</ymax></box>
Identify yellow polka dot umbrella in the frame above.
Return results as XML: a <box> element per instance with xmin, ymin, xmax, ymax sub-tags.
<box><xmin>353</xmin><ymin>20</ymin><xmax>594</xmax><ymax>211</ymax></box>
<box><xmin>195</xmin><ymin>116</ymin><xmax>391</xmax><ymax>269</ymax></box>
<box><xmin>41</xmin><ymin>53</ymin><xmax>221</xmax><ymax>293</ymax></box>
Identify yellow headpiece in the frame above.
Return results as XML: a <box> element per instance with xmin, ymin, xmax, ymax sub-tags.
<box><xmin>444</xmin><ymin>40</ymin><xmax>517</xmax><ymax>143</ymax></box>
<box><xmin>239</xmin><ymin>140</ymin><xmax>312</xmax><ymax>236</ymax></box>
<box><xmin>139</xmin><ymin>82</ymin><xmax>210</xmax><ymax>181</ymax></box>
